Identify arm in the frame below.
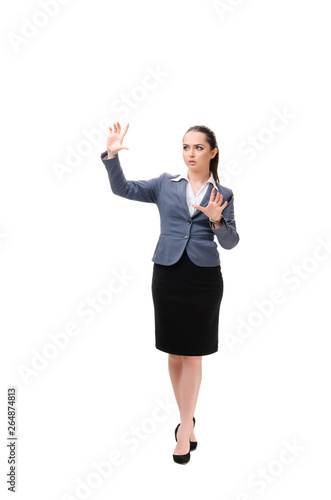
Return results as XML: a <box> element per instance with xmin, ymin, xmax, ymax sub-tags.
<box><xmin>208</xmin><ymin>191</ymin><xmax>239</xmax><ymax>250</ymax></box>
<box><xmin>101</xmin><ymin>151</ymin><xmax>164</xmax><ymax>203</ymax></box>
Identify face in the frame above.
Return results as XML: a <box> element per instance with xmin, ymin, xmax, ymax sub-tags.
<box><xmin>182</xmin><ymin>131</ymin><xmax>217</xmax><ymax>172</ymax></box>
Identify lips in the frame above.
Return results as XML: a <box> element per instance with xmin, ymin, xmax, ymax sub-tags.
<box><xmin>189</xmin><ymin>160</ymin><xmax>196</xmax><ymax>164</ymax></box>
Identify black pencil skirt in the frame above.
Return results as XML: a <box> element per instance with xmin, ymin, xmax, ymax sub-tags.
<box><xmin>151</xmin><ymin>248</ymin><xmax>224</xmax><ymax>356</ymax></box>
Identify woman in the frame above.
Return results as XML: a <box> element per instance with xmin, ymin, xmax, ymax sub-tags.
<box><xmin>101</xmin><ymin>122</ymin><xmax>239</xmax><ymax>465</ymax></box>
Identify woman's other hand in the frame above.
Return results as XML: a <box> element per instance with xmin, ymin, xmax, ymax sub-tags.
<box><xmin>193</xmin><ymin>187</ymin><xmax>227</xmax><ymax>223</ymax></box>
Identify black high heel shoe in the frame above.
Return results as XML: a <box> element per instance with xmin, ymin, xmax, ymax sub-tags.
<box><xmin>173</xmin><ymin>446</ymin><xmax>190</xmax><ymax>465</ymax></box>
<box><xmin>173</xmin><ymin>422</ymin><xmax>191</xmax><ymax>464</ymax></box>
<box><xmin>174</xmin><ymin>416</ymin><xmax>198</xmax><ymax>451</ymax></box>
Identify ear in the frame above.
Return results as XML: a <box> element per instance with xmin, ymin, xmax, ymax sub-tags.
<box><xmin>211</xmin><ymin>147</ymin><xmax>218</xmax><ymax>159</ymax></box>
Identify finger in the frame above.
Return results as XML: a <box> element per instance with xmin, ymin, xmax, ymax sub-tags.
<box><xmin>213</xmin><ymin>189</ymin><xmax>220</xmax><ymax>203</ymax></box>
<box><xmin>121</xmin><ymin>123</ymin><xmax>129</xmax><ymax>139</ymax></box>
<box><xmin>210</xmin><ymin>187</ymin><xmax>216</xmax><ymax>201</ymax></box>
<box><xmin>109</xmin><ymin>127</ymin><xmax>112</xmax><ymax>133</ymax></box>
<box><xmin>220</xmin><ymin>201</ymin><xmax>228</xmax><ymax>211</ymax></box>
<box><xmin>213</xmin><ymin>188</ymin><xmax>220</xmax><ymax>202</ymax></box>
<box><xmin>117</xmin><ymin>122</ymin><xmax>121</xmax><ymax>132</ymax></box>
<box><xmin>114</xmin><ymin>122</ymin><xmax>118</xmax><ymax>133</ymax></box>
<box><xmin>122</xmin><ymin>122</ymin><xmax>129</xmax><ymax>136</ymax></box>
<box><xmin>193</xmin><ymin>204</ymin><xmax>204</xmax><ymax>212</ymax></box>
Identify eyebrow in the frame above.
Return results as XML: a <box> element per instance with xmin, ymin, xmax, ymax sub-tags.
<box><xmin>183</xmin><ymin>143</ymin><xmax>205</xmax><ymax>146</ymax></box>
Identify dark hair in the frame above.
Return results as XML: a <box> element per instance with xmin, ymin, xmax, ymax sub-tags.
<box><xmin>183</xmin><ymin>125</ymin><xmax>219</xmax><ymax>183</ymax></box>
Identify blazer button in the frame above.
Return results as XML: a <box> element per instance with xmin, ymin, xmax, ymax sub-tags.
<box><xmin>187</xmin><ymin>220</ymin><xmax>192</xmax><ymax>224</ymax></box>
<box><xmin>184</xmin><ymin>235</ymin><xmax>188</xmax><ymax>238</ymax></box>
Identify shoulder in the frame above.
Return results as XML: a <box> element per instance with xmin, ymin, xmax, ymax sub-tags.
<box><xmin>216</xmin><ymin>182</ymin><xmax>234</xmax><ymax>199</ymax></box>
<box><xmin>163</xmin><ymin>172</ymin><xmax>181</xmax><ymax>180</ymax></box>
<box><xmin>159</xmin><ymin>172</ymin><xmax>183</xmax><ymax>183</ymax></box>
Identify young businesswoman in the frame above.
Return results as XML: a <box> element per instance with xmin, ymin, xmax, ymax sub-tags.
<box><xmin>101</xmin><ymin>122</ymin><xmax>239</xmax><ymax>465</ymax></box>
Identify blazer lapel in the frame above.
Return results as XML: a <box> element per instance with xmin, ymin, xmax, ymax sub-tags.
<box><xmin>192</xmin><ymin>183</ymin><xmax>215</xmax><ymax>218</ymax></box>
<box><xmin>174</xmin><ymin>180</ymin><xmax>217</xmax><ymax>219</ymax></box>
<box><xmin>174</xmin><ymin>180</ymin><xmax>191</xmax><ymax>218</ymax></box>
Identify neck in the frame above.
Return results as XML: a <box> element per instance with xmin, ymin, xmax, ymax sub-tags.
<box><xmin>187</xmin><ymin>167</ymin><xmax>210</xmax><ymax>185</ymax></box>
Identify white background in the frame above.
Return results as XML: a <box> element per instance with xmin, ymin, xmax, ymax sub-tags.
<box><xmin>1</xmin><ymin>0</ymin><xmax>331</xmax><ymax>498</ymax></box>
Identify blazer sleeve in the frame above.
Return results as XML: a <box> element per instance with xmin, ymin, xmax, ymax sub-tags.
<box><xmin>208</xmin><ymin>190</ymin><xmax>240</xmax><ymax>250</ymax></box>
<box><xmin>101</xmin><ymin>151</ymin><xmax>164</xmax><ymax>203</ymax></box>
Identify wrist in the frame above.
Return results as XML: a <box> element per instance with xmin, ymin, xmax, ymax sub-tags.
<box><xmin>209</xmin><ymin>214</ymin><xmax>223</xmax><ymax>229</ymax></box>
<box><xmin>209</xmin><ymin>214</ymin><xmax>223</xmax><ymax>224</ymax></box>
<box><xmin>107</xmin><ymin>151</ymin><xmax>117</xmax><ymax>159</ymax></box>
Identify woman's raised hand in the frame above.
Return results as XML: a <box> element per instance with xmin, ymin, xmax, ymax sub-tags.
<box><xmin>106</xmin><ymin>122</ymin><xmax>129</xmax><ymax>157</ymax></box>
<box><xmin>193</xmin><ymin>187</ymin><xmax>228</xmax><ymax>222</ymax></box>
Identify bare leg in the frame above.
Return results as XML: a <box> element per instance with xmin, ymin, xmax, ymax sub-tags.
<box><xmin>168</xmin><ymin>354</ymin><xmax>202</xmax><ymax>455</ymax></box>
<box><xmin>168</xmin><ymin>354</ymin><xmax>183</xmax><ymax>409</ymax></box>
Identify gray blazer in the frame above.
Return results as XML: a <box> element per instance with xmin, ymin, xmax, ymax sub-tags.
<box><xmin>101</xmin><ymin>151</ymin><xmax>239</xmax><ymax>266</ymax></box>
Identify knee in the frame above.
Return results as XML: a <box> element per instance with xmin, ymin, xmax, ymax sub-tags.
<box><xmin>182</xmin><ymin>355</ymin><xmax>202</xmax><ymax>366</ymax></box>
<box><xmin>168</xmin><ymin>354</ymin><xmax>182</xmax><ymax>364</ymax></box>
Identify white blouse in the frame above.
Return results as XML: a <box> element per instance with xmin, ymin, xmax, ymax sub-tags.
<box><xmin>170</xmin><ymin>168</ymin><xmax>218</xmax><ymax>217</ymax></box>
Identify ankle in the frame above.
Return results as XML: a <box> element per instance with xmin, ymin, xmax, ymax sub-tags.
<box><xmin>179</xmin><ymin>421</ymin><xmax>193</xmax><ymax>433</ymax></box>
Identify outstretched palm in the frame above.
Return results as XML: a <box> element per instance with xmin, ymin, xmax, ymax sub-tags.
<box><xmin>107</xmin><ymin>122</ymin><xmax>129</xmax><ymax>155</ymax></box>
<box><xmin>193</xmin><ymin>187</ymin><xmax>227</xmax><ymax>221</ymax></box>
